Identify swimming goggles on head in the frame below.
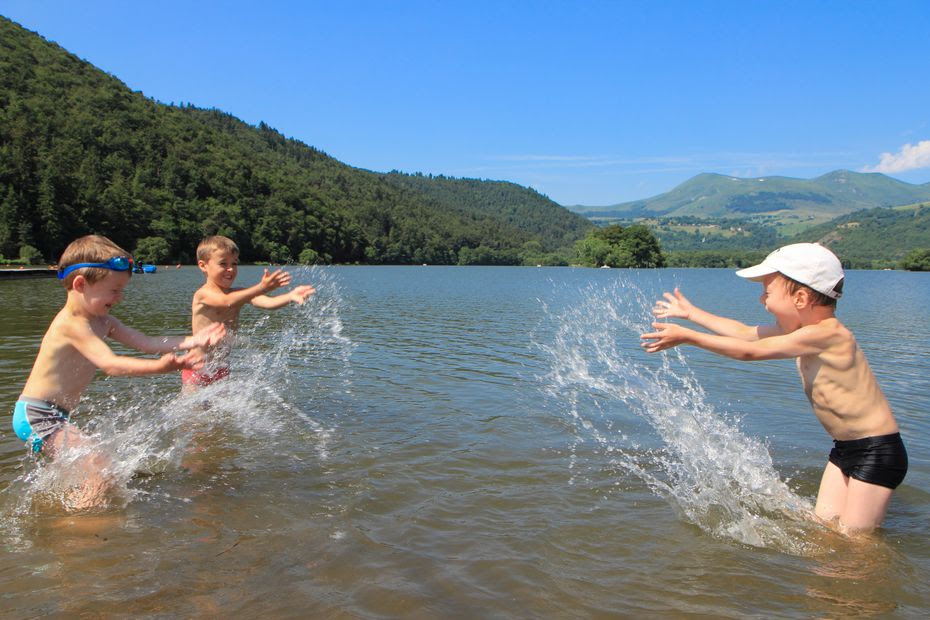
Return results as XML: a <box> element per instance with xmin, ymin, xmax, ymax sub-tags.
<box><xmin>57</xmin><ymin>256</ymin><xmax>134</xmax><ymax>280</ymax></box>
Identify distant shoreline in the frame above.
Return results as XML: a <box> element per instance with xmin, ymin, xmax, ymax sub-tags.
<box><xmin>0</xmin><ymin>267</ymin><xmax>57</xmax><ymax>279</ymax></box>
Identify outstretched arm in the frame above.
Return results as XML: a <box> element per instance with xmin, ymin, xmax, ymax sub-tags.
<box><xmin>109</xmin><ymin>319</ymin><xmax>226</xmax><ymax>354</ymax></box>
<box><xmin>251</xmin><ymin>284</ymin><xmax>316</xmax><ymax>310</ymax></box>
<box><xmin>641</xmin><ymin>321</ymin><xmax>834</xmax><ymax>360</ymax></box>
<box><xmin>197</xmin><ymin>268</ymin><xmax>293</xmax><ymax>311</ymax></box>
<box><xmin>653</xmin><ymin>288</ymin><xmax>774</xmax><ymax>341</ymax></box>
<box><xmin>68</xmin><ymin>320</ymin><xmax>210</xmax><ymax>376</ymax></box>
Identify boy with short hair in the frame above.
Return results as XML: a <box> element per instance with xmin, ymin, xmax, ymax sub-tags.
<box><xmin>12</xmin><ymin>235</ymin><xmax>226</xmax><ymax>507</ymax></box>
<box><xmin>185</xmin><ymin>235</ymin><xmax>315</xmax><ymax>386</ymax></box>
<box><xmin>641</xmin><ymin>243</ymin><xmax>907</xmax><ymax>535</ymax></box>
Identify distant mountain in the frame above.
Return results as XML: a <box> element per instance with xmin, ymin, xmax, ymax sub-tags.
<box><xmin>573</xmin><ymin>171</ymin><xmax>930</xmax><ymax>223</ymax></box>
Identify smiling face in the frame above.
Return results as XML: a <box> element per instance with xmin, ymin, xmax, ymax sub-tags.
<box><xmin>199</xmin><ymin>249</ymin><xmax>239</xmax><ymax>289</ymax></box>
<box><xmin>78</xmin><ymin>270</ymin><xmax>131</xmax><ymax>316</ymax></box>
<box><xmin>759</xmin><ymin>273</ymin><xmax>803</xmax><ymax>332</ymax></box>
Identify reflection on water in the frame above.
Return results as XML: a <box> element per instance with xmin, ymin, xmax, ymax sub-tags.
<box><xmin>0</xmin><ymin>266</ymin><xmax>927</xmax><ymax>617</ymax></box>
<box><xmin>800</xmin><ymin>528</ymin><xmax>917</xmax><ymax>617</ymax></box>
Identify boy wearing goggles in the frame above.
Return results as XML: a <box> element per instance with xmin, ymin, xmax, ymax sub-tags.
<box><xmin>12</xmin><ymin>235</ymin><xmax>226</xmax><ymax>508</ymax></box>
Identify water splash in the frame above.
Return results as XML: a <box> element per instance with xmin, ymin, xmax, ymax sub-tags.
<box><xmin>539</xmin><ymin>276</ymin><xmax>817</xmax><ymax>553</ymax></box>
<box><xmin>5</xmin><ymin>266</ymin><xmax>351</xmax><ymax>521</ymax></box>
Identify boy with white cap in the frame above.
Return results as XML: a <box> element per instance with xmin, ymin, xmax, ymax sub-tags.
<box><xmin>641</xmin><ymin>243</ymin><xmax>907</xmax><ymax>535</ymax></box>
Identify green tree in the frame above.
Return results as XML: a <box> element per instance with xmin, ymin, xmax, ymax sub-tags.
<box><xmin>900</xmin><ymin>248</ymin><xmax>930</xmax><ymax>271</ymax></box>
<box><xmin>266</xmin><ymin>242</ymin><xmax>293</xmax><ymax>264</ymax></box>
<box><xmin>134</xmin><ymin>236</ymin><xmax>171</xmax><ymax>264</ymax></box>
<box><xmin>592</xmin><ymin>223</ymin><xmax>627</xmax><ymax>246</ymax></box>
<box><xmin>519</xmin><ymin>239</ymin><xmax>545</xmax><ymax>265</ymax></box>
<box><xmin>604</xmin><ymin>245</ymin><xmax>634</xmax><ymax>268</ymax></box>
<box><xmin>574</xmin><ymin>235</ymin><xmax>612</xmax><ymax>267</ymax></box>
<box><xmin>0</xmin><ymin>186</ymin><xmax>17</xmax><ymax>257</ymax></box>
<box><xmin>574</xmin><ymin>224</ymin><xmax>665</xmax><ymax>267</ymax></box>
<box><xmin>298</xmin><ymin>247</ymin><xmax>319</xmax><ymax>265</ymax></box>
<box><xmin>19</xmin><ymin>244</ymin><xmax>44</xmax><ymax>265</ymax></box>
<box><xmin>618</xmin><ymin>224</ymin><xmax>665</xmax><ymax>268</ymax></box>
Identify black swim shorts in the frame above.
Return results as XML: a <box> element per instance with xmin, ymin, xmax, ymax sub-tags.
<box><xmin>829</xmin><ymin>432</ymin><xmax>908</xmax><ymax>489</ymax></box>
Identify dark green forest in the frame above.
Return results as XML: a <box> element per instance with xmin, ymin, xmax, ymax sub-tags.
<box><xmin>382</xmin><ymin>173</ymin><xmax>591</xmax><ymax>265</ymax></box>
<box><xmin>0</xmin><ymin>17</ymin><xmax>597</xmax><ymax>266</ymax></box>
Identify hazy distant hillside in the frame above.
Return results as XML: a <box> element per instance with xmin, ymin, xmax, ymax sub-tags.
<box><xmin>573</xmin><ymin>171</ymin><xmax>930</xmax><ymax>226</ymax></box>
<box><xmin>651</xmin><ymin>201</ymin><xmax>930</xmax><ymax>269</ymax></box>
<box><xmin>789</xmin><ymin>202</ymin><xmax>930</xmax><ymax>268</ymax></box>
<box><xmin>0</xmin><ymin>16</ymin><xmax>587</xmax><ymax>265</ymax></box>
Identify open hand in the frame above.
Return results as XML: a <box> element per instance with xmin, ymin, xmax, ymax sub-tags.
<box><xmin>290</xmin><ymin>284</ymin><xmax>316</xmax><ymax>305</ymax></box>
<box><xmin>653</xmin><ymin>288</ymin><xmax>693</xmax><ymax>320</ymax></box>
<box><xmin>640</xmin><ymin>321</ymin><xmax>688</xmax><ymax>353</ymax></box>
<box><xmin>260</xmin><ymin>268</ymin><xmax>292</xmax><ymax>293</ymax></box>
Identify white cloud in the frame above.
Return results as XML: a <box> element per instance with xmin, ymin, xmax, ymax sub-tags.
<box><xmin>863</xmin><ymin>140</ymin><xmax>930</xmax><ymax>173</ymax></box>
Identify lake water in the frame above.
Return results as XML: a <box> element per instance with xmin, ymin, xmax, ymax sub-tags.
<box><xmin>1</xmin><ymin>266</ymin><xmax>928</xmax><ymax>617</ymax></box>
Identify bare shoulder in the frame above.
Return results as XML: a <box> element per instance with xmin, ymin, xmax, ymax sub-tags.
<box><xmin>192</xmin><ymin>283</ymin><xmax>223</xmax><ymax>309</ymax></box>
<box><xmin>48</xmin><ymin>308</ymin><xmax>84</xmax><ymax>336</ymax></box>
<box><xmin>45</xmin><ymin>311</ymin><xmax>100</xmax><ymax>350</ymax></box>
<box><xmin>800</xmin><ymin>317</ymin><xmax>849</xmax><ymax>340</ymax></box>
<box><xmin>41</xmin><ymin>310</ymin><xmax>71</xmax><ymax>345</ymax></box>
<box><xmin>822</xmin><ymin>317</ymin><xmax>854</xmax><ymax>344</ymax></box>
<box><xmin>781</xmin><ymin>318</ymin><xmax>849</xmax><ymax>357</ymax></box>
<box><xmin>802</xmin><ymin>318</ymin><xmax>859</xmax><ymax>365</ymax></box>
<box><xmin>192</xmin><ymin>283</ymin><xmax>211</xmax><ymax>303</ymax></box>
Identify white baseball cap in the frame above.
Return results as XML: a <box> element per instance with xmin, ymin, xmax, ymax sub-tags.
<box><xmin>735</xmin><ymin>243</ymin><xmax>844</xmax><ymax>299</ymax></box>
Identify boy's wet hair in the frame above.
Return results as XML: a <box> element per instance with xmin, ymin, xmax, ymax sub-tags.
<box><xmin>197</xmin><ymin>235</ymin><xmax>239</xmax><ymax>261</ymax></box>
<box><xmin>58</xmin><ymin>235</ymin><xmax>132</xmax><ymax>290</ymax></box>
<box><xmin>781</xmin><ymin>273</ymin><xmax>841</xmax><ymax>308</ymax></box>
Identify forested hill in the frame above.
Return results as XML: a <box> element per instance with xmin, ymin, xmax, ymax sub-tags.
<box><xmin>0</xmin><ymin>16</ymin><xmax>590</xmax><ymax>265</ymax></box>
<box><xmin>382</xmin><ymin>173</ymin><xmax>590</xmax><ymax>249</ymax></box>
<box><xmin>789</xmin><ymin>202</ymin><xmax>930</xmax><ymax>268</ymax></box>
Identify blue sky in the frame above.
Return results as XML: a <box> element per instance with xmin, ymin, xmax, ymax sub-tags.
<box><xmin>3</xmin><ymin>1</ymin><xmax>930</xmax><ymax>206</ymax></box>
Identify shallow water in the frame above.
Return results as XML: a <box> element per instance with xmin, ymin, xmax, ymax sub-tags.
<box><xmin>1</xmin><ymin>266</ymin><xmax>928</xmax><ymax>617</ymax></box>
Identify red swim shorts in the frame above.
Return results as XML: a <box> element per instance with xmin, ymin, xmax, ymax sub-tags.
<box><xmin>181</xmin><ymin>366</ymin><xmax>230</xmax><ymax>387</ymax></box>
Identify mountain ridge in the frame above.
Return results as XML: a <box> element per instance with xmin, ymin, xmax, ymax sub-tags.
<box><xmin>571</xmin><ymin>169</ymin><xmax>930</xmax><ymax>223</ymax></box>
